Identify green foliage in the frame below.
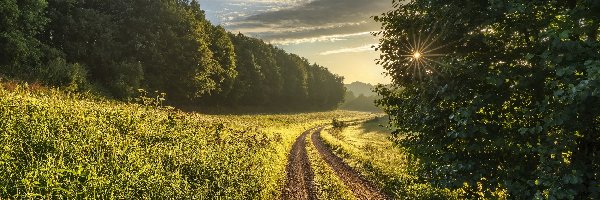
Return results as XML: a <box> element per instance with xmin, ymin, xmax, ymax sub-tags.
<box><xmin>0</xmin><ymin>0</ymin><xmax>48</xmax><ymax>77</ymax></box>
<box><xmin>108</xmin><ymin>61</ymin><xmax>143</xmax><ymax>99</ymax></box>
<box><xmin>213</xmin><ymin>33</ymin><xmax>344</xmax><ymax>110</ymax></box>
<box><xmin>0</xmin><ymin>86</ymin><xmax>369</xmax><ymax>198</ymax></box>
<box><xmin>42</xmin><ymin>0</ymin><xmax>222</xmax><ymax>99</ymax></box>
<box><xmin>43</xmin><ymin>57</ymin><xmax>87</xmax><ymax>91</ymax></box>
<box><xmin>332</xmin><ymin>118</ymin><xmax>346</xmax><ymax>129</ymax></box>
<box><xmin>134</xmin><ymin>89</ymin><xmax>167</xmax><ymax>108</ymax></box>
<box><xmin>1</xmin><ymin>0</ymin><xmax>345</xmax><ymax>111</ymax></box>
<box><xmin>376</xmin><ymin>0</ymin><xmax>600</xmax><ymax>199</ymax></box>
<box><xmin>307</xmin><ymin>64</ymin><xmax>345</xmax><ymax>109</ymax></box>
<box><xmin>205</xmin><ymin>25</ymin><xmax>237</xmax><ymax>99</ymax></box>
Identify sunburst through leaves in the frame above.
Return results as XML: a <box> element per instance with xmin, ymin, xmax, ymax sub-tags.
<box><xmin>397</xmin><ymin>23</ymin><xmax>457</xmax><ymax>80</ymax></box>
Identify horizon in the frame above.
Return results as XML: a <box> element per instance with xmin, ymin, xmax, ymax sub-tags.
<box><xmin>198</xmin><ymin>0</ymin><xmax>393</xmax><ymax>85</ymax></box>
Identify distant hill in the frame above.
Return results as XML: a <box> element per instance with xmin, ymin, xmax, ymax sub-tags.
<box><xmin>341</xmin><ymin>81</ymin><xmax>382</xmax><ymax>113</ymax></box>
<box><xmin>345</xmin><ymin>82</ymin><xmax>376</xmax><ymax>97</ymax></box>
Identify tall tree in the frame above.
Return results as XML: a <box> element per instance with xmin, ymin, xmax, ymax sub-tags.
<box><xmin>2</xmin><ymin>0</ymin><xmax>345</xmax><ymax>111</ymax></box>
<box><xmin>41</xmin><ymin>0</ymin><xmax>232</xmax><ymax>99</ymax></box>
<box><xmin>376</xmin><ymin>0</ymin><xmax>600</xmax><ymax>198</ymax></box>
<box><xmin>206</xmin><ymin>25</ymin><xmax>237</xmax><ymax>101</ymax></box>
<box><xmin>0</xmin><ymin>0</ymin><xmax>48</xmax><ymax>78</ymax></box>
<box><xmin>280</xmin><ymin>53</ymin><xmax>309</xmax><ymax>106</ymax></box>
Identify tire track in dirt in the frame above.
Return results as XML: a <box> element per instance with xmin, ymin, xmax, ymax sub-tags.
<box><xmin>311</xmin><ymin>128</ymin><xmax>389</xmax><ymax>200</ymax></box>
<box><xmin>282</xmin><ymin>128</ymin><xmax>317</xmax><ymax>200</ymax></box>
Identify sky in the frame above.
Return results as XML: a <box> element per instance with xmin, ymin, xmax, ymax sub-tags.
<box><xmin>198</xmin><ymin>0</ymin><xmax>392</xmax><ymax>85</ymax></box>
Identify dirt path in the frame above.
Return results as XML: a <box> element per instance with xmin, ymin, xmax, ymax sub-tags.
<box><xmin>311</xmin><ymin>128</ymin><xmax>389</xmax><ymax>200</ymax></box>
<box><xmin>282</xmin><ymin>128</ymin><xmax>317</xmax><ymax>200</ymax></box>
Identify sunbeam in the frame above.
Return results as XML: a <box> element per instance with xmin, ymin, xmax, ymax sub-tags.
<box><xmin>397</xmin><ymin>22</ymin><xmax>457</xmax><ymax>80</ymax></box>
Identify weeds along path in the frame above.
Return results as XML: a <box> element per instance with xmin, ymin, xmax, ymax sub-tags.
<box><xmin>311</xmin><ymin>128</ymin><xmax>388</xmax><ymax>200</ymax></box>
<box><xmin>283</xmin><ymin>128</ymin><xmax>317</xmax><ymax>200</ymax></box>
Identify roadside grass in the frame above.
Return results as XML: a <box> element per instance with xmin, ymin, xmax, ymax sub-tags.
<box><xmin>305</xmin><ymin>131</ymin><xmax>355</xmax><ymax>200</ymax></box>
<box><xmin>0</xmin><ymin>84</ymin><xmax>372</xmax><ymax>199</ymax></box>
<box><xmin>320</xmin><ymin>117</ymin><xmax>461</xmax><ymax>199</ymax></box>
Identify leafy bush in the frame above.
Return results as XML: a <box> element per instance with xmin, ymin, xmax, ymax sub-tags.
<box><xmin>375</xmin><ymin>0</ymin><xmax>600</xmax><ymax>199</ymax></box>
<box><xmin>43</xmin><ymin>57</ymin><xmax>88</xmax><ymax>91</ymax></box>
<box><xmin>0</xmin><ymin>0</ymin><xmax>48</xmax><ymax>77</ymax></box>
<box><xmin>332</xmin><ymin>118</ymin><xmax>346</xmax><ymax>128</ymax></box>
<box><xmin>108</xmin><ymin>61</ymin><xmax>143</xmax><ymax>99</ymax></box>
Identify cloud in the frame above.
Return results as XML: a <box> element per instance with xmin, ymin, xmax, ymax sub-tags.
<box><xmin>244</xmin><ymin>0</ymin><xmax>389</xmax><ymax>26</ymax></box>
<box><xmin>199</xmin><ymin>0</ymin><xmax>393</xmax><ymax>84</ymax></box>
<box><xmin>269</xmin><ymin>31</ymin><xmax>371</xmax><ymax>45</ymax></box>
<box><xmin>199</xmin><ymin>0</ymin><xmax>311</xmax><ymax>24</ymax></box>
<box><xmin>224</xmin><ymin>0</ymin><xmax>391</xmax><ymax>44</ymax></box>
<box><xmin>319</xmin><ymin>44</ymin><xmax>377</xmax><ymax>55</ymax></box>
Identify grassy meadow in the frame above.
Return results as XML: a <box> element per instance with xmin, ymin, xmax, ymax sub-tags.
<box><xmin>0</xmin><ymin>83</ymin><xmax>371</xmax><ymax>199</ymax></box>
<box><xmin>319</xmin><ymin>118</ymin><xmax>462</xmax><ymax>199</ymax></box>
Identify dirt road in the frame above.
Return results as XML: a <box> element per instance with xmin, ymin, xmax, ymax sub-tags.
<box><xmin>282</xmin><ymin>128</ymin><xmax>317</xmax><ymax>200</ymax></box>
<box><xmin>311</xmin><ymin>128</ymin><xmax>388</xmax><ymax>200</ymax></box>
<box><xmin>283</xmin><ymin>127</ymin><xmax>387</xmax><ymax>200</ymax></box>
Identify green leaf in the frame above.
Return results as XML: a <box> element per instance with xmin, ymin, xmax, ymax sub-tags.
<box><xmin>554</xmin><ymin>90</ymin><xmax>564</xmax><ymax>96</ymax></box>
<box><xmin>559</xmin><ymin>30</ymin><xmax>570</xmax><ymax>39</ymax></box>
<box><xmin>557</xmin><ymin>68</ymin><xmax>566</xmax><ymax>76</ymax></box>
<box><xmin>525</xmin><ymin>53</ymin><xmax>535</xmax><ymax>60</ymax></box>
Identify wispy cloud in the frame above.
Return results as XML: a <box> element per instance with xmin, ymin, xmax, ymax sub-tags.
<box><xmin>270</xmin><ymin>31</ymin><xmax>372</xmax><ymax>45</ymax></box>
<box><xmin>218</xmin><ymin>0</ymin><xmax>390</xmax><ymax>45</ymax></box>
<box><xmin>199</xmin><ymin>0</ymin><xmax>310</xmax><ymax>24</ymax></box>
<box><xmin>224</xmin><ymin>21</ymin><xmax>367</xmax><ymax>34</ymax></box>
<box><xmin>319</xmin><ymin>44</ymin><xmax>376</xmax><ymax>55</ymax></box>
<box><xmin>244</xmin><ymin>0</ymin><xmax>389</xmax><ymax>26</ymax></box>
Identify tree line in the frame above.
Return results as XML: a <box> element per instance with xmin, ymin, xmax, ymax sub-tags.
<box><xmin>0</xmin><ymin>0</ymin><xmax>345</xmax><ymax>111</ymax></box>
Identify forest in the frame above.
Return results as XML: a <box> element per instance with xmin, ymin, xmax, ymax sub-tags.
<box><xmin>0</xmin><ymin>0</ymin><xmax>345</xmax><ymax>111</ymax></box>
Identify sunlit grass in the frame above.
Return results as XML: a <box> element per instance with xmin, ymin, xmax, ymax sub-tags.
<box><xmin>0</xmin><ymin>84</ymin><xmax>372</xmax><ymax>199</ymax></box>
<box><xmin>305</xmin><ymin>132</ymin><xmax>355</xmax><ymax>200</ymax></box>
<box><xmin>320</xmin><ymin>118</ymin><xmax>460</xmax><ymax>199</ymax></box>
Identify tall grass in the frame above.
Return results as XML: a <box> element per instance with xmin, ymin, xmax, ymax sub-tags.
<box><xmin>305</xmin><ymin>132</ymin><xmax>355</xmax><ymax>200</ymax></box>
<box><xmin>0</xmin><ymin>84</ymin><xmax>369</xmax><ymax>199</ymax></box>
<box><xmin>320</xmin><ymin>118</ymin><xmax>461</xmax><ymax>199</ymax></box>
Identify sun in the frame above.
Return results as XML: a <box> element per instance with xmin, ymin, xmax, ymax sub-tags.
<box><xmin>396</xmin><ymin>22</ymin><xmax>460</xmax><ymax>80</ymax></box>
<box><xmin>413</xmin><ymin>52</ymin><xmax>422</xmax><ymax>59</ymax></box>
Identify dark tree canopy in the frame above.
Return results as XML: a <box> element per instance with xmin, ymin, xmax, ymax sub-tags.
<box><xmin>0</xmin><ymin>0</ymin><xmax>345</xmax><ymax>112</ymax></box>
<box><xmin>0</xmin><ymin>0</ymin><xmax>48</xmax><ymax>78</ymax></box>
<box><xmin>212</xmin><ymin>33</ymin><xmax>344</xmax><ymax>110</ymax></box>
<box><xmin>376</xmin><ymin>0</ymin><xmax>600</xmax><ymax>198</ymax></box>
